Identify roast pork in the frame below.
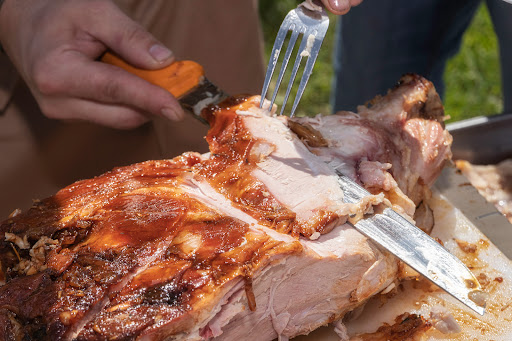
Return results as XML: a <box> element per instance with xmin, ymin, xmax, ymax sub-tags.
<box><xmin>0</xmin><ymin>74</ymin><xmax>452</xmax><ymax>340</ymax></box>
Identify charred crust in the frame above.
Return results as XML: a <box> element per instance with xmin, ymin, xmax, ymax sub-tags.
<box><xmin>399</xmin><ymin>74</ymin><xmax>445</xmax><ymax>123</ymax></box>
<box><xmin>143</xmin><ymin>282</ymin><xmax>188</xmax><ymax>307</ymax></box>
<box><xmin>367</xmin><ymin>73</ymin><xmax>445</xmax><ymax>125</ymax></box>
<box><xmin>354</xmin><ymin>313</ymin><xmax>432</xmax><ymax>340</ymax></box>
<box><xmin>349</xmin><ymin>289</ymin><xmax>358</xmax><ymax>303</ymax></box>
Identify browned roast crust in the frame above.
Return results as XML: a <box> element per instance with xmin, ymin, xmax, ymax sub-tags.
<box><xmin>350</xmin><ymin>313</ymin><xmax>432</xmax><ymax>341</ymax></box>
<box><xmin>0</xmin><ymin>152</ymin><xmax>303</xmax><ymax>340</ymax></box>
<box><xmin>0</xmin><ymin>75</ymin><xmax>452</xmax><ymax>340</ymax></box>
<box><xmin>364</xmin><ymin>73</ymin><xmax>445</xmax><ymax>125</ymax></box>
<box><xmin>197</xmin><ymin>98</ymin><xmax>345</xmax><ymax>238</ymax></box>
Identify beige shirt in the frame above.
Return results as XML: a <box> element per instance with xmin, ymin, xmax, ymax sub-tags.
<box><xmin>0</xmin><ymin>0</ymin><xmax>265</xmax><ymax>218</ymax></box>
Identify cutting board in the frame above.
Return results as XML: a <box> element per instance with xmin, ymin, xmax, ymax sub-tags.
<box><xmin>295</xmin><ymin>165</ymin><xmax>512</xmax><ymax>340</ymax></box>
<box><xmin>435</xmin><ymin>163</ymin><xmax>512</xmax><ymax>259</ymax></box>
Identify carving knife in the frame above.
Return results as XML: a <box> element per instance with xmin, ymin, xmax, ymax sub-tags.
<box><xmin>336</xmin><ymin>171</ymin><xmax>485</xmax><ymax>315</ymax></box>
<box><xmin>102</xmin><ymin>52</ymin><xmax>486</xmax><ymax>315</ymax></box>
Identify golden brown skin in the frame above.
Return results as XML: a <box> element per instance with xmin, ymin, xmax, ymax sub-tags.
<box><xmin>0</xmin><ymin>102</ymin><xmax>309</xmax><ymax>340</ymax></box>
<box><xmin>0</xmin><ymin>76</ymin><xmax>451</xmax><ymax>340</ymax></box>
<box><xmin>200</xmin><ymin>96</ymin><xmax>342</xmax><ymax>238</ymax></box>
<box><xmin>351</xmin><ymin>313</ymin><xmax>432</xmax><ymax>341</ymax></box>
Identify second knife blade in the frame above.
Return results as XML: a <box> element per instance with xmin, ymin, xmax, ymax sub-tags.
<box><xmin>336</xmin><ymin>170</ymin><xmax>486</xmax><ymax>316</ymax></box>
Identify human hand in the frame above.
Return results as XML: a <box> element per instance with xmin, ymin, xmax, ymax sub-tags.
<box><xmin>320</xmin><ymin>0</ymin><xmax>363</xmax><ymax>15</ymax></box>
<box><xmin>0</xmin><ymin>0</ymin><xmax>184</xmax><ymax>129</ymax></box>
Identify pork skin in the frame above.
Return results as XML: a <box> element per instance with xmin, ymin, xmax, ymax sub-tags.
<box><xmin>0</xmin><ymin>75</ymin><xmax>451</xmax><ymax>340</ymax></box>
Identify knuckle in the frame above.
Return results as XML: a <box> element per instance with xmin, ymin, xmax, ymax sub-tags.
<box><xmin>101</xmin><ymin>79</ymin><xmax>123</xmax><ymax>102</ymax></box>
<box><xmin>32</xmin><ymin>61</ymin><xmax>63</xmax><ymax>96</ymax></box>
<box><xmin>120</xmin><ymin>24</ymin><xmax>152</xmax><ymax>47</ymax></box>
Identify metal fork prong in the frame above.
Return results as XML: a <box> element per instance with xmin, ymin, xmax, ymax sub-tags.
<box><xmin>269</xmin><ymin>29</ymin><xmax>301</xmax><ymax>109</ymax></box>
<box><xmin>260</xmin><ymin>26</ymin><xmax>289</xmax><ymax>108</ymax></box>
<box><xmin>278</xmin><ymin>33</ymin><xmax>310</xmax><ymax>116</ymax></box>
<box><xmin>261</xmin><ymin>6</ymin><xmax>329</xmax><ymax>115</ymax></box>
<box><xmin>289</xmin><ymin>37</ymin><xmax>323</xmax><ymax>117</ymax></box>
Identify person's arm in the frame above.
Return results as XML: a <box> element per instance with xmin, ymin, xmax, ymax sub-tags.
<box><xmin>0</xmin><ymin>0</ymin><xmax>184</xmax><ymax>129</ymax></box>
<box><xmin>321</xmin><ymin>0</ymin><xmax>363</xmax><ymax>15</ymax></box>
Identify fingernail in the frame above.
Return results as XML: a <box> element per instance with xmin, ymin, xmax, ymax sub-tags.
<box><xmin>161</xmin><ymin>107</ymin><xmax>183</xmax><ymax>121</ymax></box>
<box><xmin>328</xmin><ymin>0</ymin><xmax>350</xmax><ymax>13</ymax></box>
<box><xmin>149</xmin><ymin>44</ymin><xmax>173</xmax><ymax>63</ymax></box>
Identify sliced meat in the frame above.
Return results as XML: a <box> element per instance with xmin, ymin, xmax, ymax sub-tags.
<box><xmin>0</xmin><ymin>75</ymin><xmax>451</xmax><ymax>340</ymax></box>
<box><xmin>0</xmin><ymin>157</ymin><xmax>202</xmax><ymax>339</ymax></box>
<box><xmin>200</xmin><ymin>96</ymin><xmax>391</xmax><ymax>239</ymax></box>
<box><xmin>456</xmin><ymin>158</ymin><xmax>512</xmax><ymax>223</ymax></box>
<box><xmin>291</xmin><ymin>74</ymin><xmax>452</xmax><ymax>219</ymax></box>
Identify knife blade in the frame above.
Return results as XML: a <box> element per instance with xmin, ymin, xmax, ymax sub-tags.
<box><xmin>336</xmin><ymin>170</ymin><xmax>486</xmax><ymax>315</ymax></box>
<box><xmin>102</xmin><ymin>52</ymin><xmax>486</xmax><ymax>315</ymax></box>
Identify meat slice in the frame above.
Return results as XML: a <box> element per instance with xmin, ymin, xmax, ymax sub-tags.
<box><xmin>456</xmin><ymin>158</ymin><xmax>512</xmax><ymax>223</ymax></box>
<box><xmin>0</xmin><ymin>155</ymin><xmax>391</xmax><ymax>341</ymax></box>
<box><xmin>1</xmin><ymin>156</ymin><xmax>209</xmax><ymax>339</ymax></box>
<box><xmin>199</xmin><ymin>96</ymin><xmax>386</xmax><ymax>239</ymax></box>
<box><xmin>0</xmin><ymin>75</ymin><xmax>451</xmax><ymax>340</ymax></box>
<box><xmin>291</xmin><ymin>74</ymin><xmax>452</xmax><ymax>228</ymax></box>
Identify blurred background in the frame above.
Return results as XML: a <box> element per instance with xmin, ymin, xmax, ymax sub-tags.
<box><xmin>259</xmin><ymin>1</ymin><xmax>502</xmax><ymax>122</ymax></box>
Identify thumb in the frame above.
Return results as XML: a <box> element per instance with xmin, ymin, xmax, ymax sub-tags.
<box><xmin>85</xmin><ymin>1</ymin><xmax>174</xmax><ymax>69</ymax></box>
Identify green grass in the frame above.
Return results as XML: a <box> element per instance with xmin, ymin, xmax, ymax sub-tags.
<box><xmin>259</xmin><ymin>2</ymin><xmax>503</xmax><ymax>121</ymax></box>
<box><xmin>444</xmin><ymin>3</ymin><xmax>502</xmax><ymax>122</ymax></box>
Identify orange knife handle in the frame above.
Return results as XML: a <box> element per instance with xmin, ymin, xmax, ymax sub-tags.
<box><xmin>101</xmin><ymin>52</ymin><xmax>205</xmax><ymax>99</ymax></box>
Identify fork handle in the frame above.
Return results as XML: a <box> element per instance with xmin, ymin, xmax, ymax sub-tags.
<box><xmin>101</xmin><ymin>52</ymin><xmax>205</xmax><ymax>99</ymax></box>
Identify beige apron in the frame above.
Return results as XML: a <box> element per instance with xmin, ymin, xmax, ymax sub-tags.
<box><xmin>0</xmin><ymin>0</ymin><xmax>265</xmax><ymax>218</ymax></box>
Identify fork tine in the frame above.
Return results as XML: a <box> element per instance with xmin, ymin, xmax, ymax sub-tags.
<box><xmin>260</xmin><ymin>21</ymin><xmax>290</xmax><ymax>108</ymax></box>
<box><xmin>278</xmin><ymin>32</ymin><xmax>310</xmax><ymax>116</ymax></box>
<box><xmin>269</xmin><ymin>29</ymin><xmax>301</xmax><ymax>109</ymax></box>
<box><xmin>289</xmin><ymin>36</ymin><xmax>323</xmax><ymax>117</ymax></box>
<box><xmin>261</xmin><ymin>6</ymin><xmax>329</xmax><ymax>115</ymax></box>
